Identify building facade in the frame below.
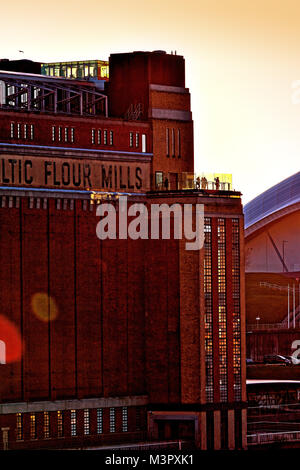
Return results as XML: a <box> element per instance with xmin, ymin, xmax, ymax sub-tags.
<box><xmin>0</xmin><ymin>50</ymin><xmax>246</xmax><ymax>450</ymax></box>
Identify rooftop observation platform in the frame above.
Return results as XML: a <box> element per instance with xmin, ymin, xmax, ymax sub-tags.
<box><xmin>88</xmin><ymin>172</ymin><xmax>241</xmax><ymax>203</ymax></box>
<box><xmin>149</xmin><ymin>172</ymin><xmax>241</xmax><ymax>197</ymax></box>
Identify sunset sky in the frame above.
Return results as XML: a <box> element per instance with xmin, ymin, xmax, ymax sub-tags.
<box><xmin>2</xmin><ymin>0</ymin><xmax>300</xmax><ymax>203</ymax></box>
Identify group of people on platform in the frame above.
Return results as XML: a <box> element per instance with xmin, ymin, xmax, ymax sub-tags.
<box><xmin>195</xmin><ymin>176</ymin><xmax>220</xmax><ymax>190</ymax></box>
<box><xmin>161</xmin><ymin>176</ymin><xmax>221</xmax><ymax>191</ymax></box>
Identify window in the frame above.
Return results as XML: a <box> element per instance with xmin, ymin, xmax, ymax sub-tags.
<box><xmin>204</xmin><ymin>218</ymin><xmax>213</xmax><ymax>403</ymax></box>
<box><xmin>44</xmin><ymin>411</ymin><xmax>50</xmax><ymax>438</ymax></box>
<box><xmin>110</xmin><ymin>130</ymin><xmax>113</xmax><ymax>145</ymax></box>
<box><xmin>97</xmin><ymin>129</ymin><xmax>101</xmax><ymax>145</ymax></box>
<box><xmin>155</xmin><ymin>171</ymin><xmax>163</xmax><ymax>189</ymax></box>
<box><xmin>142</xmin><ymin>134</ymin><xmax>146</xmax><ymax>153</ymax></box>
<box><xmin>57</xmin><ymin>411</ymin><xmax>63</xmax><ymax>438</ymax></box>
<box><xmin>166</xmin><ymin>128</ymin><xmax>169</xmax><ymax>157</ymax></box>
<box><xmin>135</xmin><ymin>132</ymin><xmax>139</xmax><ymax>148</ymax></box>
<box><xmin>58</xmin><ymin>126</ymin><xmax>62</xmax><ymax>142</ymax></box>
<box><xmin>17</xmin><ymin>123</ymin><xmax>21</xmax><ymax>139</ymax></box>
<box><xmin>218</xmin><ymin>218</ymin><xmax>227</xmax><ymax>402</ymax></box>
<box><xmin>177</xmin><ymin>129</ymin><xmax>181</xmax><ymax>158</ymax></box>
<box><xmin>136</xmin><ymin>408</ymin><xmax>141</xmax><ymax>431</ymax></box>
<box><xmin>30</xmin><ymin>124</ymin><xmax>34</xmax><ymax>140</ymax></box>
<box><xmin>51</xmin><ymin>126</ymin><xmax>55</xmax><ymax>142</ymax></box>
<box><xmin>91</xmin><ymin>128</ymin><xmax>95</xmax><ymax>144</ymax></box>
<box><xmin>232</xmin><ymin>219</ymin><xmax>241</xmax><ymax>401</ymax></box>
<box><xmin>30</xmin><ymin>413</ymin><xmax>36</xmax><ymax>439</ymax></box>
<box><xmin>64</xmin><ymin>127</ymin><xmax>68</xmax><ymax>142</ymax></box>
<box><xmin>70</xmin><ymin>128</ymin><xmax>75</xmax><ymax>143</ymax></box>
<box><xmin>10</xmin><ymin>122</ymin><xmax>14</xmax><ymax>138</ymax></box>
<box><xmin>104</xmin><ymin>129</ymin><xmax>107</xmax><ymax>145</ymax></box>
<box><xmin>70</xmin><ymin>410</ymin><xmax>77</xmax><ymax>436</ymax></box>
<box><xmin>171</xmin><ymin>128</ymin><xmax>175</xmax><ymax>157</ymax></box>
<box><xmin>97</xmin><ymin>408</ymin><xmax>103</xmax><ymax>434</ymax></box>
<box><xmin>129</xmin><ymin>132</ymin><xmax>133</xmax><ymax>147</ymax></box>
<box><xmin>122</xmin><ymin>407</ymin><xmax>128</xmax><ymax>432</ymax></box>
<box><xmin>83</xmin><ymin>409</ymin><xmax>90</xmax><ymax>435</ymax></box>
<box><xmin>24</xmin><ymin>124</ymin><xmax>28</xmax><ymax>140</ymax></box>
<box><xmin>109</xmin><ymin>408</ymin><xmax>115</xmax><ymax>433</ymax></box>
<box><xmin>16</xmin><ymin>413</ymin><xmax>23</xmax><ymax>440</ymax></box>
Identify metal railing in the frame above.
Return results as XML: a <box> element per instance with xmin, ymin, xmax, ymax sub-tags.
<box><xmin>153</xmin><ymin>172</ymin><xmax>234</xmax><ymax>192</ymax></box>
<box><xmin>247</xmin><ymin>323</ymin><xmax>292</xmax><ymax>331</ymax></box>
<box><xmin>248</xmin><ymin>430</ymin><xmax>300</xmax><ymax>445</ymax></box>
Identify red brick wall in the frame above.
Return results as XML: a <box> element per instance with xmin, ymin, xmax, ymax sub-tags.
<box><xmin>151</xmin><ymin>119</ymin><xmax>194</xmax><ymax>175</ymax></box>
<box><xmin>0</xmin><ymin>111</ymin><xmax>151</xmax><ymax>154</ymax></box>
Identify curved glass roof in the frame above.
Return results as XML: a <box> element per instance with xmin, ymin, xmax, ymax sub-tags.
<box><xmin>244</xmin><ymin>171</ymin><xmax>300</xmax><ymax>229</ymax></box>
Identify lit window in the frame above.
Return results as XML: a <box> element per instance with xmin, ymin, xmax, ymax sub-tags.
<box><xmin>97</xmin><ymin>409</ymin><xmax>103</xmax><ymax>434</ymax></box>
<box><xmin>104</xmin><ymin>130</ymin><xmax>107</xmax><ymax>145</ymax></box>
<box><xmin>110</xmin><ymin>130</ymin><xmax>113</xmax><ymax>145</ymax></box>
<box><xmin>30</xmin><ymin>124</ymin><xmax>34</xmax><ymax>140</ymax></box>
<box><xmin>97</xmin><ymin>129</ymin><xmax>101</xmax><ymax>144</ymax></box>
<box><xmin>10</xmin><ymin>122</ymin><xmax>14</xmax><ymax>138</ymax></box>
<box><xmin>135</xmin><ymin>133</ymin><xmax>139</xmax><ymax>148</ymax></box>
<box><xmin>122</xmin><ymin>407</ymin><xmax>128</xmax><ymax>432</ymax></box>
<box><xmin>16</xmin><ymin>413</ymin><xmax>23</xmax><ymax>440</ymax></box>
<box><xmin>17</xmin><ymin>123</ymin><xmax>21</xmax><ymax>139</ymax></box>
<box><xmin>92</xmin><ymin>128</ymin><xmax>95</xmax><ymax>144</ymax></box>
<box><xmin>24</xmin><ymin>124</ymin><xmax>28</xmax><ymax>139</ymax></box>
<box><xmin>70</xmin><ymin>128</ymin><xmax>75</xmax><ymax>143</ymax></box>
<box><xmin>58</xmin><ymin>126</ymin><xmax>62</xmax><ymax>142</ymax></box>
<box><xmin>83</xmin><ymin>409</ymin><xmax>90</xmax><ymax>435</ymax></box>
<box><xmin>155</xmin><ymin>171</ymin><xmax>163</xmax><ymax>189</ymax></box>
<box><xmin>129</xmin><ymin>132</ymin><xmax>133</xmax><ymax>147</ymax></box>
<box><xmin>142</xmin><ymin>134</ymin><xmax>146</xmax><ymax>153</ymax></box>
<box><xmin>44</xmin><ymin>411</ymin><xmax>50</xmax><ymax>438</ymax></box>
<box><xmin>71</xmin><ymin>410</ymin><xmax>77</xmax><ymax>436</ymax></box>
<box><xmin>30</xmin><ymin>413</ymin><xmax>36</xmax><ymax>440</ymax></box>
<box><xmin>109</xmin><ymin>408</ymin><xmax>115</xmax><ymax>433</ymax></box>
<box><xmin>65</xmin><ymin>127</ymin><xmax>68</xmax><ymax>142</ymax></box>
<box><xmin>57</xmin><ymin>411</ymin><xmax>63</xmax><ymax>438</ymax></box>
<box><xmin>52</xmin><ymin>126</ymin><xmax>56</xmax><ymax>142</ymax></box>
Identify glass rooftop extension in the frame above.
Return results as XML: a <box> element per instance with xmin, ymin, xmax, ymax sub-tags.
<box><xmin>41</xmin><ymin>60</ymin><xmax>109</xmax><ymax>81</ymax></box>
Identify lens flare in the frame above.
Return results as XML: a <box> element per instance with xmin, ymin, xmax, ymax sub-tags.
<box><xmin>0</xmin><ymin>315</ymin><xmax>23</xmax><ymax>363</ymax></box>
<box><xmin>31</xmin><ymin>293</ymin><xmax>58</xmax><ymax>322</ymax></box>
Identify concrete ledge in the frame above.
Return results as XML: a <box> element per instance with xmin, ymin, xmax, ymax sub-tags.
<box><xmin>0</xmin><ymin>395</ymin><xmax>149</xmax><ymax>414</ymax></box>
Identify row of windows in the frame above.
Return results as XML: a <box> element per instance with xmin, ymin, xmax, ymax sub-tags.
<box><xmin>204</xmin><ymin>218</ymin><xmax>213</xmax><ymax>403</ymax></box>
<box><xmin>217</xmin><ymin>219</ymin><xmax>228</xmax><ymax>403</ymax></box>
<box><xmin>10</xmin><ymin>122</ymin><xmax>34</xmax><ymax>140</ymax></box>
<box><xmin>9</xmin><ymin>122</ymin><xmax>147</xmax><ymax>152</ymax></box>
<box><xmin>166</xmin><ymin>128</ymin><xmax>181</xmax><ymax>158</ymax></box>
<box><xmin>16</xmin><ymin>407</ymin><xmax>131</xmax><ymax>441</ymax></box>
<box><xmin>232</xmin><ymin>219</ymin><xmax>242</xmax><ymax>401</ymax></box>
<box><xmin>91</xmin><ymin>128</ymin><xmax>113</xmax><ymax>146</ymax></box>
<box><xmin>52</xmin><ymin>126</ymin><xmax>75</xmax><ymax>143</ymax></box>
<box><xmin>204</xmin><ymin>218</ymin><xmax>242</xmax><ymax>403</ymax></box>
<box><xmin>129</xmin><ymin>132</ymin><xmax>147</xmax><ymax>153</ymax></box>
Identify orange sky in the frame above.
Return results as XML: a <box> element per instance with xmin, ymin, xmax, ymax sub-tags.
<box><xmin>2</xmin><ymin>0</ymin><xmax>300</xmax><ymax>203</ymax></box>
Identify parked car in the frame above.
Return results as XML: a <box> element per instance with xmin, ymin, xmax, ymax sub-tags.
<box><xmin>263</xmin><ymin>354</ymin><xmax>292</xmax><ymax>365</ymax></box>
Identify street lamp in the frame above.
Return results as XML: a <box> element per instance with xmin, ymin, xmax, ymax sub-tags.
<box><xmin>256</xmin><ymin>315</ymin><xmax>261</xmax><ymax>329</ymax></box>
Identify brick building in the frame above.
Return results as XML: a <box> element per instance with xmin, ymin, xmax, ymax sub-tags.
<box><xmin>0</xmin><ymin>50</ymin><xmax>246</xmax><ymax>450</ymax></box>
